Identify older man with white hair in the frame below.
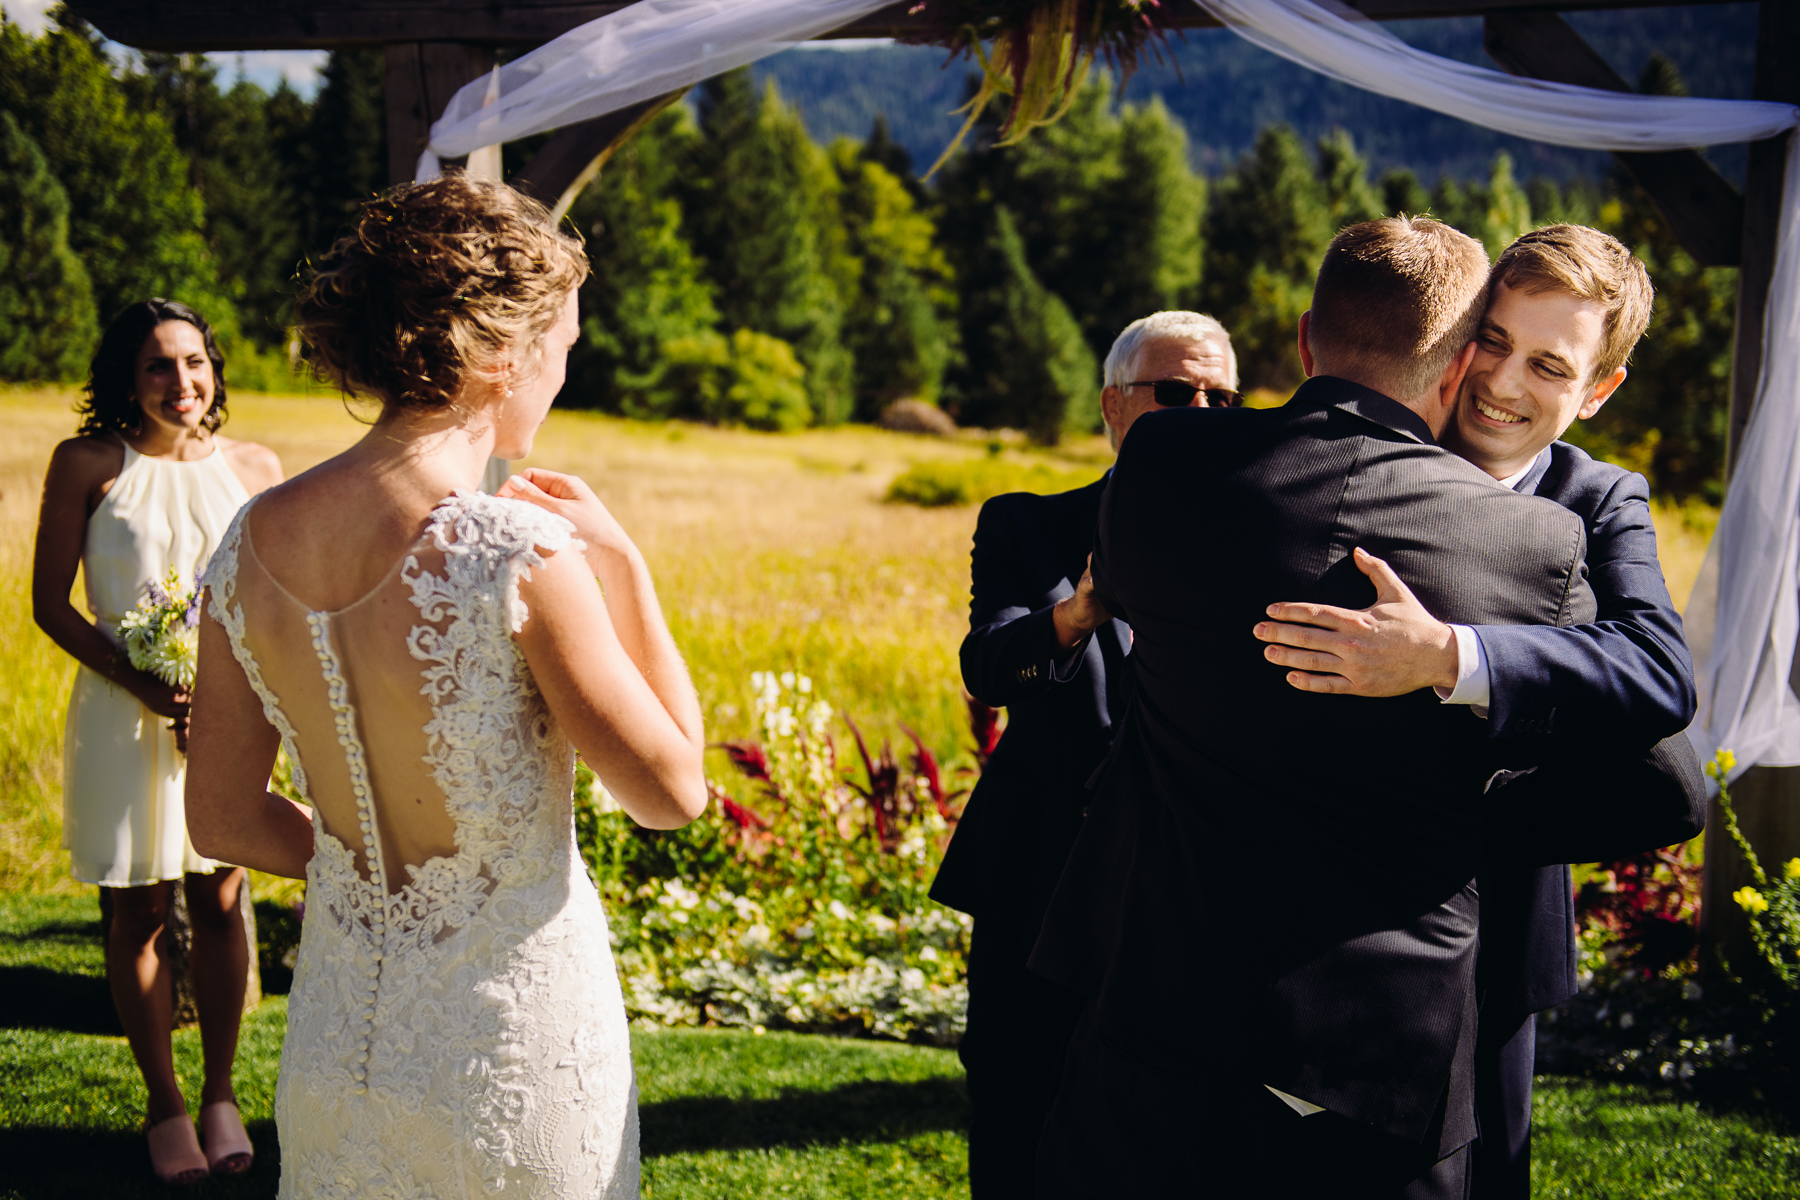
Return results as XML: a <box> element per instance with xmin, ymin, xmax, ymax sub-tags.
<box><xmin>930</xmin><ymin>311</ymin><xmax>1239</xmax><ymax>1200</ymax></box>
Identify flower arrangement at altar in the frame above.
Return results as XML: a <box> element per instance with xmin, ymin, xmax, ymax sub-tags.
<box><xmin>117</xmin><ymin>567</ymin><xmax>203</xmax><ymax>690</ymax></box>
<box><xmin>902</xmin><ymin>0</ymin><xmax>1182</xmax><ymax>172</ymax></box>
<box><xmin>576</xmin><ymin>670</ymin><xmax>989</xmax><ymax>1044</ymax></box>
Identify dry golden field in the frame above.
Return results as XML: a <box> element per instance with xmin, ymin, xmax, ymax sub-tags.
<box><xmin>0</xmin><ymin>386</ymin><xmax>1715</xmax><ymax>895</ymax></box>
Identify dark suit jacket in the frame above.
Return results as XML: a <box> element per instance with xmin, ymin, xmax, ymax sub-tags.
<box><xmin>1477</xmin><ymin>442</ymin><xmax>1706</xmax><ymax>1018</ymax></box>
<box><xmin>1029</xmin><ymin>377</ymin><xmax>1599</xmax><ymax>1157</ymax></box>
<box><xmin>931</xmin><ymin>478</ymin><xmax>1132</xmax><ymax>928</ymax></box>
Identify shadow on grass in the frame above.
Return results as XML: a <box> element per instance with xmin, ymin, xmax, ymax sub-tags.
<box><xmin>0</xmin><ymin>1119</ymin><xmax>278</xmax><ymax>1199</ymax></box>
<box><xmin>0</xmin><ymin>965</ymin><xmax>120</xmax><ymax>1036</ymax></box>
<box><xmin>641</xmin><ymin>1076</ymin><xmax>970</xmax><ymax>1157</ymax></box>
<box><xmin>0</xmin><ymin>919</ymin><xmax>102</xmax><ymax>949</ymax></box>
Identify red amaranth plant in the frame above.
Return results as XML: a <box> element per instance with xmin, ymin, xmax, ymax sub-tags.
<box><xmin>713</xmin><ymin>740</ymin><xmax>783</xmax><ymax>805</ymax></box>
<box><xmin>902</xmin><ymin>722</ymin><xmax>961</xmax><ymax>824</ymax></box>
<box><xmin>844</xmin><ymin>714</ymin><xmax>905</xmax><ymax>851</ymax></box>
<box><xmin>1576</xmin><ymin>844</ymin><xmax>1702</xmax><ymax>976</ymax></box>
<box><xmin>708</xmin><ymin>779</ymin><xmax>768</xmax><ymax>831</ymax></box>
<box><xmin>967</xmin><ymin>692</ymin><xmax>1003</xmax><ymax>769</ymax></box>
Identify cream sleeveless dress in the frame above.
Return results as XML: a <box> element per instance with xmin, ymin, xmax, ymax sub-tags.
<box><xmin>206</xmin><ymin>490</ymin><xmax>639</xmax><ymax>1198</ymax></box>
<box><xmin>62</xmin><ymin>441</ymin><xmax>250</xmax><ymax>886</ymax></box>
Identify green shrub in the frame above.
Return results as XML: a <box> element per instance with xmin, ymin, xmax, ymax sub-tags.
<box><xmin>660</xmin><ymin>327</ymin><xmax>813</xmax><ymax>432</ymax></box>
<box><xmin>885</xmin><ymin>456</ymin><xmax>1102</xmax><ymax>507</ymax></box>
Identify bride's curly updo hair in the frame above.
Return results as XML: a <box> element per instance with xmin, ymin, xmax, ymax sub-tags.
<box><xmin>295</xmin><ymin>173</ymin><xmax>587</xmax><ymax>412</ymax></box>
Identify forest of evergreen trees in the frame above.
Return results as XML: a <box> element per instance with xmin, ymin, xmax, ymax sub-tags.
<box><xmin>0</xmin><ymin>13</ymin><xmax>1740</xmax><ymax>500</ymax></box>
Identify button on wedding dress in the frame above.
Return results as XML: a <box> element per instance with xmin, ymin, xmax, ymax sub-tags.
<box><xmin>206</xmin><ymin>491</ymin><xmax>639</xmax><ymax>1198</ymax></box>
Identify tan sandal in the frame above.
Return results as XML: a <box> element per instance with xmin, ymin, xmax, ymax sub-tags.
<box><xmin>146</xmin><ymin>1113</ymin><xmax>208</xmax><ymax>1186</ymax></box>
<box><xmin>201</xmin><ymin>1100</ymin><xmax>255</xmax><ymax>1176</ymax></box>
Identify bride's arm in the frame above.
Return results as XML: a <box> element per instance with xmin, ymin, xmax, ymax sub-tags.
<box><xmin>186</xmin><ymin>608</ymin><xmax>316</xmax><ymax>876</ymax></box>
<box><xmin>505</xmin><ymin>473</ymin><xmax>705</xmax><ymax>830</ymax></box>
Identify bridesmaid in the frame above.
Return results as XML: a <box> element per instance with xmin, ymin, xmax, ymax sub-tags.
<box><xmin>32</xmin><ymin>299</ymin><xmax>283</xmax><ymax>1185</ymax></box>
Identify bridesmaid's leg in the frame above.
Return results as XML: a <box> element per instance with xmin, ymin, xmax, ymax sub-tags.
<box><xmin>106</xmin><ymin>882</ymin><xmax>186</xmax><ymax>1123</ymax></box>
<box><xmin>185</xmin><ymin>867</ymin><xmax>248</xmax><ymax>1108</ymax></box>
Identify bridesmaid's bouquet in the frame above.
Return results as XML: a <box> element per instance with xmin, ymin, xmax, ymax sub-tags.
<box><xmin>118</xmin><ymin>568</ymin><xmax>203</xmax><ymax>690</ymax></box>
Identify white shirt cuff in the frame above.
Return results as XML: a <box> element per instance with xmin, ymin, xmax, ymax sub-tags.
<box><xmin>1265</xmin><ymin>1085</ymin><xmax>1327</xmax><ymax>1116</ymax></box>
<box><xmin>1434</xmin><ymin>624</ymin><xmax>1491</xmax><ymax>717</ymax></box>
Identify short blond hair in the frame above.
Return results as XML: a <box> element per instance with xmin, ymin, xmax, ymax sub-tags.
<box><xmin>1308</xmin><ymin>216</ymin><xmax>1490</xmax><ymax>399</ymax></box>
<box><xmin>1491</xmin><ymin>224</ymin><xmax>1654</xmax><ymax>384</ymax></box>
<box><xmin>297</xmin><ymin>173</ymin><xmax>588</xmax><ymax>412</ymax></box>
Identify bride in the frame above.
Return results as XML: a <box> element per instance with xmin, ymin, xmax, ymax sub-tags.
<box><xmin>184</xmin><ymin>173</ymin><xmax>706</xmax><ymax>1198</ymax></box>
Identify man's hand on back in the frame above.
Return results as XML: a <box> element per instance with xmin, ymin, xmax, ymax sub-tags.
<box><xmin>1253</xmin><ymin>547</ymin><xmax>1458</xmax><ymax>696</ymax></box>
<box><xmin>1053</xmin><ymin>553</ymin><xmax>1112</xmax><ymax>650</ymax></box>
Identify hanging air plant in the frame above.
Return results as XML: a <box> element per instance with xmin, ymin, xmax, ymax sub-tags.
<box><xmin>902</xmin><ymin>0</ymin><xmax>1181</xmax><ymax>176</ymax></box>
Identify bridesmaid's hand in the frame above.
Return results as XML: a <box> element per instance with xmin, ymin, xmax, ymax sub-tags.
<box><xmin>131</xmin><ymin>675</ymin><xmax>191</xmax><ymax>722</ymax></box>
<box><xmin>498</xmin><ymin>468</ymin><xmax>638</xmax><ymax>575</ymax></box>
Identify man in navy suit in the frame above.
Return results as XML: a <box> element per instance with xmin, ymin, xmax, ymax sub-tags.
<box><xmin>1254</xmin><ymin>224</ymin><xmax>1706</xmax><ymax>1198</ymax></box>
<box><xmin>931</xmin><ymin>311</ymin><xmax>1242</xmax><ymax>1199</ymax></box>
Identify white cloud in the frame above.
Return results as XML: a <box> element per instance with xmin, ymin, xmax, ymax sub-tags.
<box><xmin>209</xmin><ymin>50</ymin><xmax>329</xmax><ymax>97</ymax></box>
<box><xmin>1</xmin><ymin>0</ymin><xmax>56</xmax><ymax>35</ymax></box>
<box><xmin>792</xmin><ymin>38</ymin><xmax>895</xmax><ymax>52</ymax></box>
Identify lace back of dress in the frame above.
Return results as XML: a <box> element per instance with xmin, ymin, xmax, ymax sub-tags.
<box><xmin>206</xmin><ymin>493</ymin><xmax>578</xmax><ymax>947</ymax></box>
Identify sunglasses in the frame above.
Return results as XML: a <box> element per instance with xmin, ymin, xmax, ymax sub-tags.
<box><xmin>1128</xmin><ymin>380</ymin><xmax>1244</xmax><ymax>408</ymax></box>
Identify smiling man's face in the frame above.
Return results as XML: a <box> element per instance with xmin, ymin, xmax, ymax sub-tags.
<box><xmin>1443</xmin><ymin>280</ymin><xmax>1628</xmax><ymax>480</ymax></box>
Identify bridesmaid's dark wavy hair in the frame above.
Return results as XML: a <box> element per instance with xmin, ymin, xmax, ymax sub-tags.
<box><xmin>76</xmin><ymin>299</ymin><xmax>229</xmax><ymax>438</ymax></box>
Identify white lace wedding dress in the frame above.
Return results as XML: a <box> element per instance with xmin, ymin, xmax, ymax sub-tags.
<box><xmin>207</xmin><ymin>491</ymin><xmax>639</xmax><ymax>1199</ymax></box>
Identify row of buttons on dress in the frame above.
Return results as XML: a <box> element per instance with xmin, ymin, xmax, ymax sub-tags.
<box><xmin>306</xmin><ymin>610</ymin><xmax>385</xmax><ymax>1095</ymax></box>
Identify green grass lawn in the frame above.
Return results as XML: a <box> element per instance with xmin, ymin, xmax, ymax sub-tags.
<box><xmin>4</xmin><ymin>889</ymin><xmax>1796</xmax><ymax>1199</ymax></box>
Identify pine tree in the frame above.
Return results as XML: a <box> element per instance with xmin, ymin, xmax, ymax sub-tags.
<box><xmin>957</xmin><ymin>206</ymin><xmax>1097</xmax><ymax>444</ymax></box>
<box><xmin>1200</xmin><ymin>124</ymin><xmax>1333</xmax><ymax>390</ymax></box>
<box><xmin>0</xmin><ymin>20</ymin><xmax>234</xmax><ymax>332</ymax></box>
<box><xmin>1315</xmin><ymin>129</ymin><xmax>1383</xmax><ymax>231</ymax></box>
<box><xmin>860</xmin><ymin>115</ymin><xmax>928</xmax><ymax>208</ymax></box>
<box><xmin>301</xmin><ymin>49</ymin><xmax>388</xmax><ymax>256</ymax></box>
<box><xmin>1427</xmin><ymin>154</ymin><xmax>1532</xmax><ymax>261</ymax></box>
<box><xmin>683</xmin><ymin>69</ymin><xmax>856</xmax><ymax>424</ymax></box>
<box><xmin>832</xmin><ymin>139</ymin><xmax>956</xmax><ymax>418</ymax></box>
<box><xmin>937</xmin><ymin>72</ymin><xmax>1204</xmax><ymax>406</ymax></box>
<box><xmin>1103</xmin><ymin>96</ymin><xmax>1204</xmax><ymax>341</ymax></box>
<box><xmin>564</xmin><ymin>107</ymin><xmax>721</xmax><ymax>417</ymax></box>
<box><xmin>1557</xmin><ymin>53</ymin><xmax>1738</xmax><ymax>502</ymax></box>
<box><xmin>127</xmin><ymin>54</ymin><xmax>306</xmax><ymax>348</ymax></box>
<box><xmin>1378</xmin><ymin>168</ymin><xmax>1431</xmax><ymax>219</ymax></box>
<box><xmin>0</xmin><ymin>111</ymin><xmax>99</xmax><ymax>380</ymax></box>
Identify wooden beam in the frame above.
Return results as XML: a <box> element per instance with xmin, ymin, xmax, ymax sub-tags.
<box><xmin>67</xmin><ymin>0</ymin><xmax>1745</xmax><ymax>52</ymax></box>
<box><xmin>509</xmin><ymin>90</ymin><xmax>689</xmax><ymax>223</ymax></box>
<box><xmin>1726</xmin><ymin>1</ymin><xmax>1800</xmax><ymax>475</ymax></box>
<box><xmin>1703</xmin><ymin>1</ymin><xmax>1800</xmax><ymax>984</ymax></box>
<box><xmin>1483</xmin><ymin>11</ymin><xmax>1744</xmax><ymax>268</ymax></box>
<box><xmin>384</xmin><ymin>42</ymin><xmax>495</xmax><ymax>185</ymax></box>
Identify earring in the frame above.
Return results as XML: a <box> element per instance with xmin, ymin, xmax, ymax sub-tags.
<box><xmin>504</xmin><ymin>388</ymin><xmax>514</xmax><ymax>397</ymax></box>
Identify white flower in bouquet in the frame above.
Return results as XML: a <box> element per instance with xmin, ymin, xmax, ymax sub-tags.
<box><xmin>117</xmin><ymin>567</ymin><xmax>203</xmax><ymax>690</ymax></box>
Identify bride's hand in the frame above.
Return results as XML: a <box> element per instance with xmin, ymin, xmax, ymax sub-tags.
<box><xmin>497</xmin><ymin>468</ymin><xmax>636</xmax><ymax>573</ymax></box>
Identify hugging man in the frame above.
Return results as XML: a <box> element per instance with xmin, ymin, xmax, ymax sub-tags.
<box><xmin>1254</xmin><ymin>223</ymin><xmax>1706</xmax><ymax>1198</ymax></box>
<box><xmin>1028</xmin><ymin>216</ymin><xmax>1631</xmax><ymax>1199</ymax></box>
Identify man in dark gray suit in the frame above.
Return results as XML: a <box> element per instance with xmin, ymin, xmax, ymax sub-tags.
<box><xmin>1029</xmin><ymin>217</ymin><xmax>1612</xmax><ymax>1198</ymax></box>
<box><xmin>933</xmin><ymin>312</ymin><xmax>1241</xmax><ymax>1199</ymax></box>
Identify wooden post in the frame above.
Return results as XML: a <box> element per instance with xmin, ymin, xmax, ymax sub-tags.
<box><xmin>384</xmin><ymin>43</ymin><xmax>497</xmax><ymax>186</ymax></box>
<box><xmin>1703</xmin><ymin>1</ymin><xmax>1800</xmax><ymax>977</ymax></box>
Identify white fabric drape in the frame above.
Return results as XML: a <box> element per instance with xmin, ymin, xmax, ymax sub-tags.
<box><xmin>415</xmin><ymin>0</ymin><xmax>892</xmax><ymax>178</ymax></box>
<box><xmin>1192</xmin><ymin>0</ymin><xmax>1800</xmax><ymax>779</ymax></box>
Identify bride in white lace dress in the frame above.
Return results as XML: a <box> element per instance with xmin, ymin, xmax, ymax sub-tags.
<box><xmin>183</xmin><ymin>175</ymin><xmax>707</xmax><ymax>1199</ymax></box>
